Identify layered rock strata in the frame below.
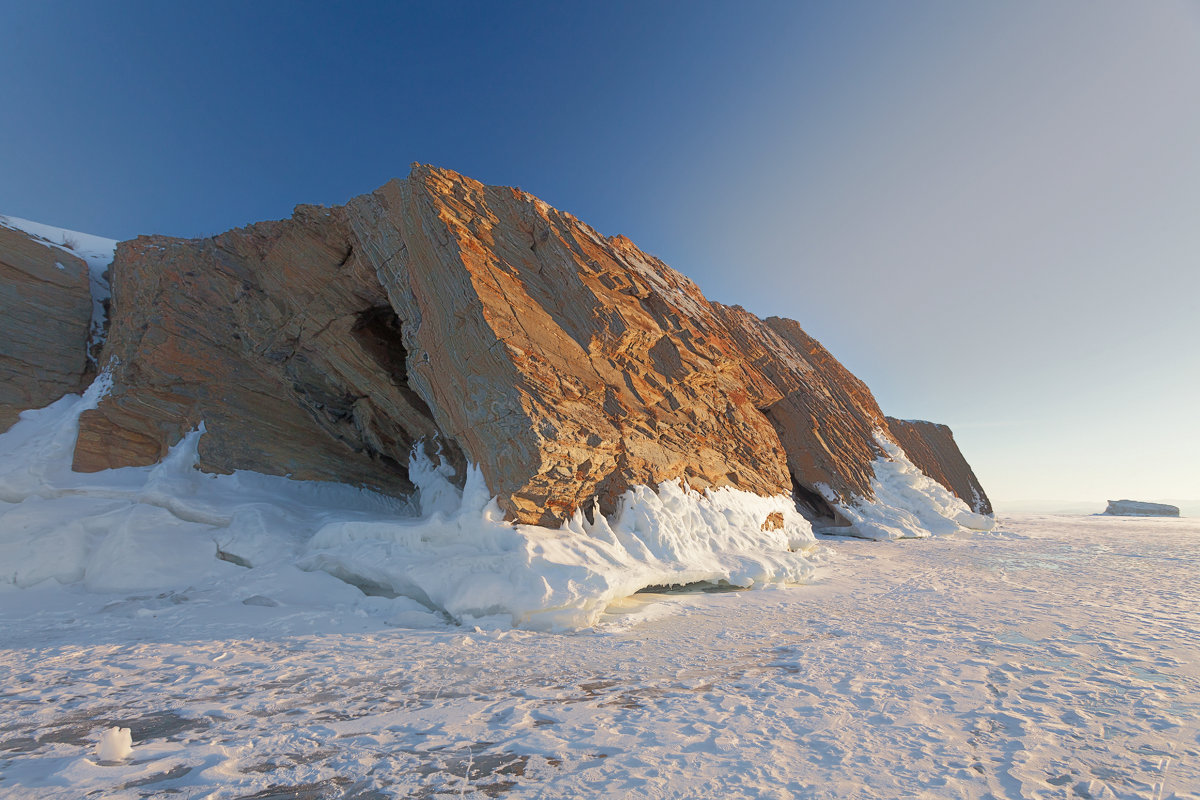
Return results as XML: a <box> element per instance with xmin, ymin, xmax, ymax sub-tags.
<box><xmin>343</xmin><ymin>171</ymin><xmax>794</xmax><ymax>524</ymax></box>
<box><xmin>56</xmin><ymin>165</ymin><xmax>990</xmax><ymax>526</ymax></box>
<box><xmin>714</xmin><ymin>305</ymin><xmax>892</xmax><ymax>523</ymax></box>
<box><xmin>72</xmin><ymin>206</ymin><xmax>463</xmax><ymax>492</ymax></box>
<box><xmin>0</xmin><ymin>224</ymin><xmax>93</xmax><ymax>431</ymax></box>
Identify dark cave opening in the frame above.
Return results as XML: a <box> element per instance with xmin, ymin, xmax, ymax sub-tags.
<box><xmin>350</xmin><ymin>306</ymin><xmax>409</xmax><ymax>386</ymax></box>
<box><xmin>791</xmin><ymin>476</ymin><xmax>844</xmax><ymax>528</ymax></box>
<box><xmin>343</xmin><ymin>304</ymin><xmax>466</xmax><ymax>489</ymax></box>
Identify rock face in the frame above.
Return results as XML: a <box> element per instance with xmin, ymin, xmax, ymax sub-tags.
<box><xmin>0</xmin><ymin>223</ymin><xmax>93</xmax><ymax>431</ymax></box>
<box><xmin>73</xmin><ymin>205</ymin><xmax>462</xmax><ymax>493</ymax></box>
<box><xmin>343</xmin><ymin>171</ymin><xmax>793</xmax><ymax>524</ymax></box>
<box><xmin>58</xmin><ymin>165</ymin><xmax>991</xmax><ymax>526</ymax></box>
<box><xmin>714</xmin><ymin>306</ymin><xmax>893</xmax><ymax>523</ymax></box>
<box><xmin>1104</xmin><ymin>500</ymin><xmax>1180</xmax><ymax>517</ymax></box>
<box><xmin>885</xmin><ymin>418</ymin><xmax>993</xmax><ymax>515</ymax></box>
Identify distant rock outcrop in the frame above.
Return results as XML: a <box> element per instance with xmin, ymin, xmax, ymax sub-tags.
<box><xmin>8</xmin><ymin>165</ymin><xmax>992</xmax><ymax>528</ymax></box>
<box><xmin>1104</xmin><ymin>500</ymin><xmax>1180</xmax><ymax>517</ymax></box>
<box><xmin>0</xmin><ymin>223</ymin><xmax>93</xmax><ymax>431</ymax></box>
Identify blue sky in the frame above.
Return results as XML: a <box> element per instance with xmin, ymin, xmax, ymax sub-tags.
<box><xmin>2</xmin><ymin>1</ymin><xmax>1197</xmax><ymax>511</ymax></box>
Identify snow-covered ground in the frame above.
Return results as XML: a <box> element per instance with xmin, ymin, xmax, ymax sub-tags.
<box><xmin>2</xmin><ymin>513</ymin><xmax>1196</xmax><ymax>799</ymax></box>
<box><xmin>0</xmin><ymin>371</ymin><xmax>989</xmax><ymax>633</ymax></box>
<box><xmin>0</xmin><ymin>378</ymin><xmax>823</xmax><ymax>632</ymax></box>
<box><xmin>0</xmin><ymin>216</ymin><xmax>1188</xmax><ymax>797</ymax></box>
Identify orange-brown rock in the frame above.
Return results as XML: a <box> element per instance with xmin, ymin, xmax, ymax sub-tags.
<box><xmin>713</xmin><ymin>305</ymin><xmax>892</xmax><ymax>522</ymax></box>
<box><xmin>73</xmin><ymin>205</ymin><xmax>462</xmax><ymax>493</ymax></box>
<box><xmin>64</xmin><ymin>164</ymin><xmax>991</xmax><ymax>526</ymax></box>
<box><xmin>344</xmin><ymin>167</ymin><xmax>793</xmax><ymax>524</ymax></box>
<box><xmin>885</xmin><ymin>418</ymin><xmax>993</xmax><ymax>514</ymax></box>
<box><xmin>0</xmin><ymin>223</ymin><xmax>93</xmax><ymax>431</ymax></box>
<box><xmin>761</xmin><ymin>511</ymin><xmax>785</xmax><ymax>531</ymax></box>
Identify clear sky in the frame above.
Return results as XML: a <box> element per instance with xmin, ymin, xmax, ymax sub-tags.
<box><xmin>2</xmin><ymin>1</ymin><xmax>1197</xmax><ymax>513</ymax></box>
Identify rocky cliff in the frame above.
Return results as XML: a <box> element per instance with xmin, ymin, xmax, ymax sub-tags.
<box><xmin>11</xmin><ymin>166</ymin><xmax>992</xmax><ymax>528</ymax></box>
<box><xmin>72</xmin><ymin>205</ymin><xmax>462</xmax><ymax>493</ymax></box>
<box><xmin>0</xmin><ymin>223</ymin><xmax>94</xmax><ymax>430</ymax></box>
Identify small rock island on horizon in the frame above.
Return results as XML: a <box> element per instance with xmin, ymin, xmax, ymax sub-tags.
<box><xmin>1104</xmin><ymin>499</ymin><xmax>1181</xmax><ymax>517</ymax></box>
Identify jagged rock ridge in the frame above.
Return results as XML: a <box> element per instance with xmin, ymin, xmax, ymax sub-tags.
<box><xmin>5</xmin><ymin>166</ymin><xmax>992</xmax><ymax>526</ymax></box>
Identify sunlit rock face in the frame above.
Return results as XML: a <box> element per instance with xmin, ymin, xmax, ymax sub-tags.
<box><xmin>72</xmin><ymin>205</ymin><xmax>462</xmax><ymax>494</ymax></box>
<box><xmin>1104</xmin><ymin>499</ymin><xmax>1180</xmax><ymax>517</ymax></box>
<box><xmin>344</xmin><ymin>167</ymin><xmax>794</xmax><ymax>525</ymax></box>
<box><xmin>60</xmin><ymin>164</ymin><xmax>990</xmax><ymax>525</ymax></box>
<box><xmin>0</xmin><ymin>224</ymin><xmax>93</xmax><ymax>431</ymax></box>
<box><xmin>713</xmin><ymin>305</ymin><xmax>894</xmax><ymax>524</ymax></box>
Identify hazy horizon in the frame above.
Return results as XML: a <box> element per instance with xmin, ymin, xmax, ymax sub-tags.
<box><xmin>2</xmin><ymin>1</ymin><xmax>1196</xmax><ymax>512</ymax></box>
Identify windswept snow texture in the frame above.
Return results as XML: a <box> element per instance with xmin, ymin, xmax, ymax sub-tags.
<box><xmin>828</xmin><ymin>434</ymin><xmax>996</xmax><ymax>540</ymax></box>
<box><xmin>0</xmin><ymin>377</ymin><xmax>819</xmax><ymax>631</ymax></box>
<box><xmin>0</xmin><ymin>214</ymin><xmax>115</xmax><ymax>358</ymax></box>
<box><xmin>1</xmin><ymin>515</ymin><xmax>1197</xmax><ymax>799</ymax></box>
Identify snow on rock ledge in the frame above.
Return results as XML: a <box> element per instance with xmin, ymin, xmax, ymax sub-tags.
<box><xmin>0</xmin><ymin>377</ymin><xmax>818</xmax><ymax>631</ymax></box>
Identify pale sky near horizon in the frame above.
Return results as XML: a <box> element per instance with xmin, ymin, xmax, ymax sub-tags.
<box><xmin>1</xmin><ymin>1</ymin><xmax>1197</xmax><ymax>512</ymax></box>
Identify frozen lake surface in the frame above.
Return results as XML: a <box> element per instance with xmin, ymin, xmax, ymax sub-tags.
<box><xmin>2</xmin><ymin>514</ymin><xmax>1197</xmax><ymax>799</ymax></box>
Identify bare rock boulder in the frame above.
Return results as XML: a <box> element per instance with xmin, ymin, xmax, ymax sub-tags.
<box><xmin>74</xmin><ymin>205</ymin><xmax>462</xmax><ymax>493</ymax></box>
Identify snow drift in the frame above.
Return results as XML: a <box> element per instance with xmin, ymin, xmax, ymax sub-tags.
<box><xmin>1</xmin><ymin>375</ymin><xmax>825</xmax><ymax>630</ymax></box>
<box><xmin>828</xmin><ymin>434</ymin><xmax>996</xmax><ymax>540</ymax></box>
<box><xmin>1</xmin><ymin>370</ymin><xmax>991</xmax><ymax>628</ymax></box>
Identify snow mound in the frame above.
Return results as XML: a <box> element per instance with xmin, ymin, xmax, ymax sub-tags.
<box><xmin>0</xmin><ymin>376</ymin><xmax>819</xmax><ymax>631</ymax></box>
<box><xmin>828</xmin><ymin>433</ymin><xmax>996</xmax><ymax>540</ymax></box>
<box><xmin>0</xmin><ymin>214</ymin><xmax>116</xmax><ymax>359</ymax></box>
<box><xmin>304</xmin><ymin>458</ymin><xmax>818</xmax><ymax>630</ymax></box>
<box><xmin>95</xmin><ymin>727</ymin><xmax>133</xmax><ymax>763</ymax></box>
